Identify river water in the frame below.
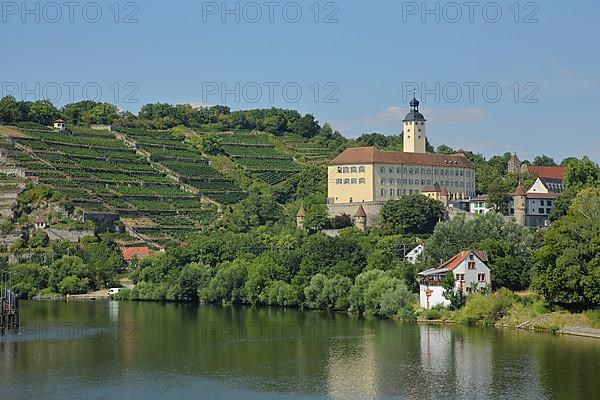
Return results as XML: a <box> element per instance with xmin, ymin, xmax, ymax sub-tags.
<box><xmin>1</xmin><ymin>301</ymin><xmax>599</xmax><ymax>399</ymax></box>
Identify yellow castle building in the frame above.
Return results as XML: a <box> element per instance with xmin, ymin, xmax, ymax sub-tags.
<box><xmin>327</xmin><ymin>98</ymin><xmax>476</xmax><ymax>226</ymax></box>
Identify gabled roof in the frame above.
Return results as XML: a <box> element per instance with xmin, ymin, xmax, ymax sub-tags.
<box><xmin>54</xmin><ymin>119</ymin><xmax>65</xmax><ymax>123</ymax></box>
<box><xmin>418</xmin><ymin>250</ymin><xmax>488</xmax><ymax>276</ymax></box>
<box><xmin>120</xmin><ymin>246</ymin><xmax>151</xmax><ymax>261</ymax></box>
<box><xmin>329</xmin><ymin>147</ymin><xmax>474</xmax><ymax>168</ymax></box>
<box><xmin>527</xmin><ymin>166</ymin><xmax>566</xmax><ymax>180</ymax></box>
<box><xmin>296</xmin><ymin>206</ymin><xmax>306</xmax><ymax>217</ymax></box>
<box><xmin>354</xmin><ymin>205</ymin><xmax>367</xmax><ymax>217</ymax></box>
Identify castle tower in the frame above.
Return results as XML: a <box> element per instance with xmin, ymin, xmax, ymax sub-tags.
<box><xmin>439</xmin><ymin>185</ymin><xmax>449</xmax><ymax>207</ymax></box>
<box><xmin>354</xmin><ymin>205</ymin><xmax>367</xmax><ymax>231</ymax></box>
<box><xmin>508</xmin><ymin>153</ymin><xmax>522</xmax><ymax>175</ymax></box>
<box><xmin>513</xmin><ymin>182</ymin><xmax>527</xmax><ymax>226</ymax></box>
<box><xmin>296</xmin><ymin>205</ymin><xmax>306</xmax><ymax>229</ymax></box>
<box><xmin>403</xmin><ymin>97</ymin><xmax>427</xmax><ymax>153</ymax></box>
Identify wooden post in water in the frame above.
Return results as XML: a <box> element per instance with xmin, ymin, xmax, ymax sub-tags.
<box><xmin>1</xmin><ymin>271</ymin><xmax>19</xmax><ymax>331</ymax></box>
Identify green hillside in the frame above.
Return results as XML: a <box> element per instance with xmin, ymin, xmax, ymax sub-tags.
<box><xmin>0</xmin><ymin>124</ymin><xmax>340</xmax><ymax>244</ymax></box>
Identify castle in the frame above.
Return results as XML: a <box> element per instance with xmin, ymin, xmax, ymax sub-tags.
<box><xmin>326</xmin><ymin>98</ymin><xmax>476</xmax><ymax>226</ymax></box>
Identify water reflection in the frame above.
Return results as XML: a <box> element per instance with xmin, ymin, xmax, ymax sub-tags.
<box><xmin>1</xmin><ymin>302</ymin><xmax>600</xmax><ymax>399</ymax></box>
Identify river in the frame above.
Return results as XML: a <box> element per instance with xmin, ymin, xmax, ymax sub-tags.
<box><xmin>1</xmin><ymin>301</ymin><xmax>599</xmax><ymax>399</ymax></box>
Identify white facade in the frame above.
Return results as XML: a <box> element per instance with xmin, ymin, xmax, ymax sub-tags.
<box><xmin>527</xmin><ymin>178</ymin><xmax>549</xmax><ymax>194</ymax></box>
<box><xmin>405</xmin><ymin>244</ymin><xmax>424</xmax><ymax>264</ymax></box>
<box><xmin>469</xmin><ymin>198</ymin><xmax>492</xmax><ymax>215</ymax></box>
<box><xmin>418</xmin><ymin>251</ymin><xmax>491</xmax><ymax>310</ymax></box>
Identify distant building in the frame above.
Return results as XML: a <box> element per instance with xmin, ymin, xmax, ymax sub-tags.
<box><xmin>421</xmin><ymin>183</ymin><xmax>449</xmax><ymax>207</ymax></box>
<box><xmin>296</xmin><ymin>205</ymin><xmax>306</xmax><ymax>229</ymax></box>
<box><xmin>33</xmin><ymin>218</ymin><xmax>48</xmax><ymax>229</ymax></box>
<box><xmin>527</xmin><ymin>166</ymin><xmax>566</xmax><ymax>194</ymax></box>
<box><xmin>120</xmin><ymin>246</ymin><xmax>152</xmax><ymax>264</ymax></box>
<box><xmin>327</xmin><ymin>98</ymin><xmax>476</xmax><ymax>226</ymax></box>
<box><xmin>507</xmin><ymin>153</ymin><xmax>529</xmax><ymax>175</ymax></box>
<box><xmin>469</xmin><ymin>195</ymin><xmax>491</xmax><ymax>215</ymax></box>
<box><xmin>512</xmin><ymin>181</ymin><xmax>559</xmax><ymax>227</ymax></box>
<box><xmin>405</xmin><ymin>244</ymin><xmax>424</xmax><ymax>264</ymax></box>
<box><xmin>53</xmin><ymin>119</ymin><xmax>66</xmax><ymax>131</ymax></box>
<box><xmin>417</xmin><ymin>251</ymin><xmax>491</xmax><ymax>309</ymax></box>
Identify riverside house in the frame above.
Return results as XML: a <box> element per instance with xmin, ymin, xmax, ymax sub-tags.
<box><xmin>417</xmin><ymin>251</ymin><xmax>491</xmax><ymax>309</ymax></box>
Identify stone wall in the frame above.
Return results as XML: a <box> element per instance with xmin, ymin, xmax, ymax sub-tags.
<box><xmin>327</xmin><ymin>202</ymin><xmax>384</xmax><ymax>227</ymax></box>
<box><xmin>46</xmin><ymin>229</ymin><xmax>95</xmax><ymax>243</ymax></box>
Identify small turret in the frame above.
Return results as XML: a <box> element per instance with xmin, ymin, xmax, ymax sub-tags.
<box><xmin>513</xmin><ymin>182</ymin><xmax>527</xmax><ymax>226</ymax></box>
<box><xmin>296</xmin><ymin>205</ymin><xmax>306</xmax><ymax>229</ymax></box>
<box><xmin>354</xmin><ymin>205</ymin><xmax>367</xmax><ymax>231</ymax></box>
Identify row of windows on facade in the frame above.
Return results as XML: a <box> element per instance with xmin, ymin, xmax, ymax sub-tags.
<box><xmin>510</xmin><ymin>208</ymin><xmax>554</xmax><ymax>215</ymax></box>
<box><xmin>378</xmin><ymin>166</ymin><xmax>471</xmax><ymax>177</ymax></box>
<box><xmin>336</xmin><ymin>165</ymin><xmax>472</xmax><ymax>177</ymax></box>
<box><xmin>335</xmin><ymin>178</ymin><xmax>473</xmax><ymax>188</ymax></box>
<box><xmin>455</xmin><ymin>273</ymin><xmax>487</xmax><ymax>282</ymax></box>
<box><xmin>378</xmin><ymin>188</ymin><xmax>469</xmax><ymax>198</ymax></box>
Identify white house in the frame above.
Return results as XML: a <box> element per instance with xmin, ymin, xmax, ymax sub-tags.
<box><xmin>469</xmin><ymin>195</ymin><xmax>492</xmax><ymax>215</ymax></box>
<box><xmin>417</xmin><ymin>251</ymin><xmax>491</xmax><ymax>309</ymax></box>
<box><xmin>404</xmin><ymin>244</ymin><xmax>424</xmax><ymax>264</ymax></box>
<box><xmin>53</xmin><ymin>119</ymin><xmax>66</xmax><ymax>130</ymax></box>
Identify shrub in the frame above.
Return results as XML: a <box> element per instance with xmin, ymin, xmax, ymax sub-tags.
<box><xmin>458</xmin><ymin>288</ymin><xmax>516</xmax><ymax>325</ymax></box>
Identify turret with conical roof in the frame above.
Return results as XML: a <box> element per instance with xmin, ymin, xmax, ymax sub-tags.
<box><xmin>296</xmin><ymin>205</ymin><xmax>306</xmax><ymax>229</ymax></box>
<box><xmin>403</xmin><ymin>97</ymin><xmax>427</xmax><ymax>154</ymax></box>
<box><xmin>354</xmin><ymin>205</ymin><xmax>367</xmax><ymax>231</ymax></box>
<box><xmin>513</xmin><ymin>181</ymin><xmax>527</xmax><ymax>226</ymax></box>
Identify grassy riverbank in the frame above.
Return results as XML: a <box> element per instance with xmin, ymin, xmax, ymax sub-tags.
<box><xmin>418</xmin><ymin>289</ymin><xmax>600</xmax><ymax>333</ymax></box>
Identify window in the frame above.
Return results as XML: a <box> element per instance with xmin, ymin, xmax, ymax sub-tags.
<box><xmin>396</xmin><ymin>167</ymin><xmax>402</xmax><ymax>174</ymax></box>
<box><xmin>351</xmin><ymin>166</ymin><xmax>357</xmax><ymax>173</ymax></box>
<box><xmin>408</xmin><ymin>168</ymin><xmax>414</xmax><ymax>174</ymax></box>
<box><xmin>547</xmin><ymin>200</ymin><xmax>552</xmax><ymax>206</ymax></box>
<box><xmin>359</xmin><ymin>166</ymin><xmax>366</xmax><ymax>173</ymax></box>
<box><xmin>455</xmin><ymin>274</ymin><xmax>465</xmax><ymax>282</ymax></box>
<box><xmin>343</xmin><ymin>167</ymin><xmax>350</xmax><ymax>173</ymax></box>
<box><xmin>397</xmin><ymin>189</ymin><xmax>402</xmax><ymax>196</ymax></box>
<box><xmin>408</xmin><ymin>179</ymin><xmax>413</xmax><ymax>185</ymax></box>
<box><xmin>343</xmin><ymin>178</ymin><xmax>350</xmax><ymax>184</ymax></box>
<box><xmin>380</xmin><ymin>166</ymin><xmax>385</xmax><ymax>173</ymax></box>
<box><xmin>389</xmin><ymin>189</ymin><xmax>394</xmax><ymax>196</ymax></box>
<box><xmin>540</xmin><ymin>200</ymin><xmax>545</xmax><ymax>206</ymax></box>
<box><xmin>380</xmin><ymin>178</ymin><xmax>385</xmax><ymax>185</ymax></box>
<box><xmin>349</xmin><ymin>197</ymin><xmax>353</xmax><ymax>203</ymax></box>
<box><xmin>421</xmin><ymin>168</ymin><xmax>425</xmax><ymax>174</ymax></box>
<box><xmin>389</xmin><ymin>179</ymin><xmax>394</xmax><ymax>185</ymax></box>
<box><xmin>389</xmin><ymin>168</ymin><xmax>394</xmax><ymax>174</ymax></box>
<box><xmin>468</xmin><ymin>261</ymin><xmax>476</xmax><ymax>270</ymax></box>
<box><xmin>546</xmin><ymin>208</ymin><xmax>552</xmax><ymax>214</ymax></box>
<box><xmin>380</xmin><ymin>189</ymin><xmax>385</xmax><ymax>196</ymax></box>
<box><xmin>478</xmin><ymin>274</ymin><xmax>486</xmax><ymax>282</ymax></box>
<box><xmin>337</xmin><ymin>167</ymin><xmax>342</xmax><ymax>173</ymax></box>
<box><xmin>359</xmin><ymin>178</ymin><xmax>366</xmax><ymax>184</ymax></box>
<box><xmin>336</xmin><ymin>179</ymin><xmax>342</xmax><ymax>185</ymax></box>
<box><xmin>409</xmin><ymin>189</ymin><xmax>413</xmax><ymax>194</ymax></box>
<box><xmin>539</xmin><ymin>208</ymin><xmax>545</xmax><ymax>214</ymax></box>
<box><xmin>351</xmin><ymin>178</ymin><xmax>357</xmax><ymax>184</ymax></box>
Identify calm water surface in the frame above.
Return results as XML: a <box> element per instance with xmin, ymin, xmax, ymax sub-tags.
<box><xmin>1</xmin><ymin>301</ymin><xmax>599</xmax><ymax>399</ymax></box>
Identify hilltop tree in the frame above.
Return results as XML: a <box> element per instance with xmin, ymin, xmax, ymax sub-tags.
<box><xmin>533</xmin><ymin>155</ymin><xmax>557</xmax><ymax>166</ymax></box>
<box><xmin>292</xmin><ymin>114</ymin><xmax>320</xmax><ymax>138</ymax></box>
<box><xmin>29</xmin><ymin>100</ymin><xmax>59</xmax><ymax>125</ymax></box>
<box><xmin>0</xmin><ymin>95</ymin><xmax>20</xmax><ymax>123</ymax></box>
<box><xmin>83</xmin><ymin>103</ymin><xmax>119</xmax><ymax>125</ymax></box>
<box><xmin>62</xmin><ymin>100</ymin><xmax>101</xmax><ymax>125</ymax></box>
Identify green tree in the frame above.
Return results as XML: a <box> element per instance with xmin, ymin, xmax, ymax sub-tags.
<box><xmin>29</xmin><ymin>100</ymin><xmax>59</xmax><ymax>125</ymax></box>
<box><xmin>442</xmin><ymin>271</ymin><xmax>464</xmax><ymax>310</ymax></box>
<box><xmin>82</xmin><ymin>103</ymin><xmax>119</xmax><ymax>124</ymax></box>
<box><xmin>532</xmin><ymin>155</ymin><xmax>557</xmax><ymax>166</ymax></box>
<box><xmin>532</xmin><ymin>187</ymin><xmax>600</xmax><ymax>309</ymax></box>
<box><xmin>292</xmin><ymin>114</ymin><xmax>320</xmax><ymax>138</ymax></box>
<box><xmin>380</xmin><ymin>195</ymin><xmax>444</xmax><ymax>234</ymax></box>
<box><xmin>0</xmin><ymin>95</ymin><xmax>20</xmax><ymax>122</ymax></box>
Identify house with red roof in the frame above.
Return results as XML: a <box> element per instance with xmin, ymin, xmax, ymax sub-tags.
<box><xmin>527</xmin><ymin>166</ymin><xmax>566</xmax><ymax>194</ymax></box>
<box><xmin>120</xmin><ymin>246</ymin><xmax>152</xmax><ymax>264</ymax></box>
<box><xmin>417</xmin><ymin>251</ymin><xmax>491</xmax><ymax>309</ymax></box>
<box><xmin>53</xmin><ymin>119</ymin><xmax>66</xmax><ymax>131</ymax></box>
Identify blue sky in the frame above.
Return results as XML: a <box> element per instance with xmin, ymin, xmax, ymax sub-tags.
<box><xmin>1</xmin><ymin>0</ymin><xmax>599</xmax><ymax>161</ymax></box>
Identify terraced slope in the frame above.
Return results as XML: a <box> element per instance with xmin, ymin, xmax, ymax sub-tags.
<box><xmin>216</xmin><ymin>131</ymin><xmax>301</xmax><ymax>185</ymax></box>
<box><xmin>0</xmin><ymin>127</ymin><xmax>221</xmax><ymax>244</ymax></box>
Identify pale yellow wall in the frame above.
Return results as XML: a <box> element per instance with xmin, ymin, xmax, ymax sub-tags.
<box><xmin>527</xmin><ymin>178</ymin><xmax>549</xmax><ymax>194</ymax></box>
<box><xmin>328</xmin><ymin>162</ymin><xmax>476</xmax><ymax>204</ymax></box>
<box><xmin>328</xmin><ymin>164</ymin><xmax>374</xmax><ymax>203</ymax></box>
<box><xmin>403</xmin><ymin>120</ymin><xmax>426</xmax><ymax>153</ymax></box>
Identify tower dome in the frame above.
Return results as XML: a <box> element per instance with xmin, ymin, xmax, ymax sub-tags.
<box><xmin>403</xmin><ymin>97</ymin><xmax>426</xmax><ymax>122</ymax></box>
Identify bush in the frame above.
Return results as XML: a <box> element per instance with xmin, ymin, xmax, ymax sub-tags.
<box><xmin>349</xmin><ymin>270</ymin><xmax>414</xmax><ymax>317</ymax></box>
<box><xmin>458</xmin><ymin>288</ymin><xmax>516</xmax><ymax>325</ymax></box>
<box><xmin>422</xmin><ymin>307</ymin><xmax>444</xmax><ymax>320</ymax></box>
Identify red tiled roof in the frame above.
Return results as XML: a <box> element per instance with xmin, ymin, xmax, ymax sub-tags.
<box><xmin>354</xmin><ymin>205</ymin><xmax>367</xmax><ymax>217</ymax></box>
<box><xmin>527</xmin><ymin>166</ymin><xmax>566</xmax><ymax>180</ymax></box>
<box><xmin>439</xmin><ymin>186</ymin><xmax>449</xmax><ymax>196</ymax></box>
<box><xmin>329</xmin><ymin>147</ymin><xmax>474</xmax><ymax>168</ymax></box>
<box><xmin>120</xmin><ymin>246</ymin><xmax>151</xmax><ymax>261</ymax></box>
<box><xmin>436</xmin><ymin>250</ymin><xmax>487</xmax><ymax>271</ymax></box>
<box><xmin>471</xmin><ymin>195</ymin><xmax>488</xmax><ymax>201</ymax></box>
<box><xmin>55</xmin><ymin>119</ymin><xmax>65</xmax><ymax>123</ymax></box>
<box><xmin>514</xmin><ymin>181</ymin><xmax>527</xmax><ymax>196</ymax></box>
